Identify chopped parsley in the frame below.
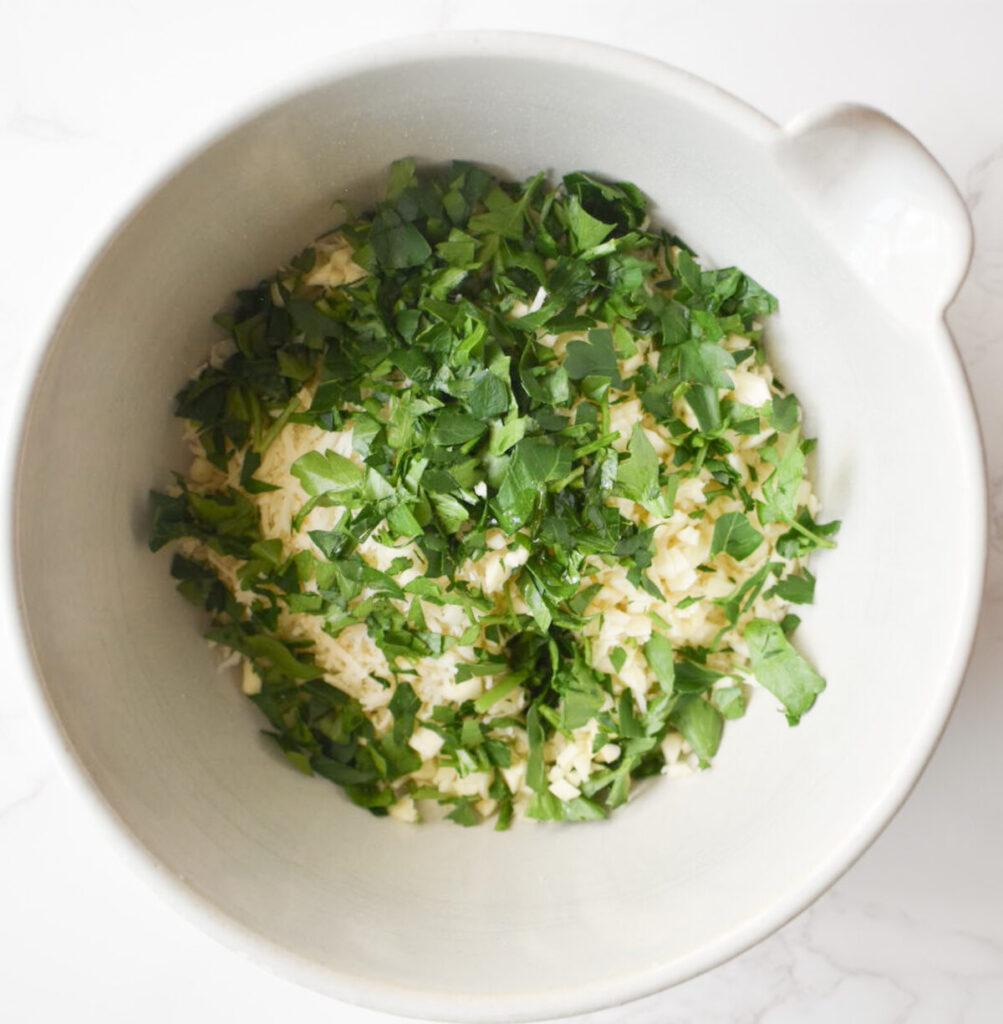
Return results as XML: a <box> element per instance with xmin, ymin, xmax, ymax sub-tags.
<box><xmin>150</xmin><ymin>160</ymin><xmax>839</xmax><ymax>827</ymax></box>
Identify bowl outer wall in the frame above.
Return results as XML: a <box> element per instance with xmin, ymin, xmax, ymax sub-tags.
<box><xmin>8</xmin><ymin>32</ymin><xmax>987</xmax><ymax>1024</ymax></box>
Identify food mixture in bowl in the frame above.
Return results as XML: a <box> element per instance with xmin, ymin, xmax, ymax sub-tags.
<box><xmin>150</xmin><ymin>160</ymin><xmax>839</xmax><ymax>828</ymax></box>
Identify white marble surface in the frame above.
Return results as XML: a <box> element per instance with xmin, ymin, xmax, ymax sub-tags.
<box><xmin>3</xmin><ymin>2</ymin><xmax>1003</xmax><ymax>1021</ymax></box>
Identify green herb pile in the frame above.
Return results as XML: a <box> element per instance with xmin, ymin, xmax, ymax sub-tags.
<box><xmin>150</xmin><ymin>159</ymin><xmax>839</xmax><ymax>828</ymax></box>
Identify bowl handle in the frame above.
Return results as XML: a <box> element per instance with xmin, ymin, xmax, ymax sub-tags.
<box><xmin>774</xmin><ymin>104</ymin><xmax>973</xmax><ymax>325</ymax></box>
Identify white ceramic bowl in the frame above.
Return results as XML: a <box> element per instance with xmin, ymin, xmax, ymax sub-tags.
<box><xmin>10</xmin><ymin>32</ymin><xmax>985</xmax><ymax>1023</ymax></box>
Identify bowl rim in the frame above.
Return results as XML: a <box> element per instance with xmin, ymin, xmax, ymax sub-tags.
<box><xmin>5</xmin><ymin>29</ymin><xmax>988</xmax><ymax>1023</ymax></box>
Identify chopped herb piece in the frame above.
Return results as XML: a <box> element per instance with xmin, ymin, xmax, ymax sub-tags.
<box><xmin>745</xmin><ymin>618</ymin><xmax>826</xmax><ymax>725</ymax></box>
<box><xmin>709</xmin><ymin>511</ymin><xmax>763</xmax><ymax>562</ymax></box>
<box><xmin>669</xmin><ymin>695</ymin><xmax>723</xmax><ymax>766</ymax></box>
<box><xmin>642</xmin><ymin>633</ymin><xmax>675</xmax><ymax>694</ymax></box>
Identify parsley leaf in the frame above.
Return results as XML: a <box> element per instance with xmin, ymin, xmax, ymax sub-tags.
<box><xmin>744</xmin><ymin>618</ymin><xmax>826</xmax><ymax>725</ymax></box>
<box><xmin>757</xmin><ymin>428</ymin><xmax>805</xmax><ymax>525</ymax></box>
<box><xmin>616</xmin><ymin>424</ymin><xmax>659</xmax><ymax>503</ymax></box>
<box><xmin>642</xmin><ymin>633</ymin><xmax>675</xmax><ymax>694</ymax></box>
<box><xmin>766</xmin><ymin>569</ymin><xmax>816</xmax><ymax>604</ymax></box>
<box><xmin>370</xmin><ymin>207</ymin><xmax>433</xmax><ymax>270</ymax></box>
<box><xmin>291</xmin><ymin>450</ymin><xmax>364</xmax><ymax>497</ymax></box>
<box><xmin>679</xmin><ymin>339</ymin><xmax>735</xmax><ymax>389</ymax></box>
<box><xmin>565</xmin><ymin>196</ymin><xmax>615</xmax><ymax>254</ymax></box>
<box><xmin>669</xmin><ymin>695</ymin><xmax>723</xmax><ymax>766</ymax></box>
<box><xmin>709</xmin><ymin>512</ymin><xmax>763</xmax><ymax>561</ymax></box>
<box><xmin>563</xmin><ymin>328</ymin><xmax>624</xmax><ymax>387</ymax></box>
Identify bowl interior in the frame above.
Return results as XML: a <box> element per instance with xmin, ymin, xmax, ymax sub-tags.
<box><xmin>13</xmin><ymin>41</ymin><xmax>984</xmax><ymax>1021</ymax></box>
